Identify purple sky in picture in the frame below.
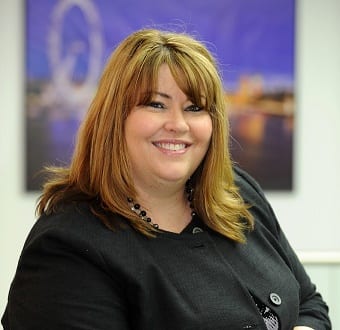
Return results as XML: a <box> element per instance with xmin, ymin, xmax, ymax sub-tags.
<box><xmin>26</xmin><ymin>0</ymin><xmax>295</xmax><ymax>91</ymax></box>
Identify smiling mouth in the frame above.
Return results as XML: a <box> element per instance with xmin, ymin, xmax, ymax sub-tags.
<box><xmin>153</xmin><ymin>142</ymin><xmax>189</xmax><ymax>151</ymax></box>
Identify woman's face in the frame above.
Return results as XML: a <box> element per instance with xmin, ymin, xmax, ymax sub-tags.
<box><xmin>124</xmin><ymin>64</ymin><xmax>212</xmax><ymax>189</ymax></box>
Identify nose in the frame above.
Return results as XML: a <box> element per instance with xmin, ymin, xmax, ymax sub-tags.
<box><xmin>163</xmin><ymin>108</ymin><xmax>189</xmax><ymax>133</ymax></box>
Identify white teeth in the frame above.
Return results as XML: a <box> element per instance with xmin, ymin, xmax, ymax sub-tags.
<box><xmin>155</xmin><ymin>142</ymin><xmax>186</xmax><ymax>151</ymax></box>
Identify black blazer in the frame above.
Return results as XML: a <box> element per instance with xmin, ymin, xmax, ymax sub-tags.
<box><xmin>2</xmin><ymin>167</ymin><xmax>331</xmax><ymax>329</ymax></box>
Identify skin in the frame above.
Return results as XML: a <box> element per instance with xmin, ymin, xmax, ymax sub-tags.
<box><xmin>124</xmin><ymin>64</ymin><xmax>212</xmax><ymax>232</ymax></box>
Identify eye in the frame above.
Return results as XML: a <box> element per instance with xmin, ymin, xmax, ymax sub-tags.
<box><xmin>147</xmin><ymin>101</ymin><xmax>165</xmax><ymax>109</ymax></box>
<box><xmin>186</xmin><ymin>104</ymin><xmax>204</xmax><ymax>112</ymax></box>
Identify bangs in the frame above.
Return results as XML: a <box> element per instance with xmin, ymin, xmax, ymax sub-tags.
<box><xmin>130</xmin><ymin>58</ymin><xmax>161</xmax><ymax>107</ymax></box>
<box><xmin>168</xmin><ymin>63</ymin><xmax>212</xmax><ymax>110</ymax></box>
<box><xmin>130</xmin><ymin>51</ymin><xmax>218</xmax><ymax>112</ymax></box>
<box><xmin>167</xmin><ymin>49</ymin><xmax>219</xmax><ymax>113</ymax></box>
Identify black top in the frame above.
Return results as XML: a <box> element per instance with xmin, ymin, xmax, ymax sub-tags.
<box><xmin>2</xmin><ymin>167</ymin><xmax>331</xmax><ymax>329</ymax></box>
<box><xmin>252</xmin><ymin>295</ymin><xmax>279</xmax><ymax>330</ymax></box>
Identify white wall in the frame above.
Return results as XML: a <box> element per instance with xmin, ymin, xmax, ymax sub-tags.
<box><xmin>0</xmin><ymin>0</ymin><xmax>40</xmax><ymax>314</ymax></box>
<box><xmin>1</xmin><ymin>0</ymin><xmax>340</xmax><ymax>327</ymax></box>
<box><xmin>269</xmin><ymin>0</ymin><xmax>340</xmax><ymax>253</ymax></box>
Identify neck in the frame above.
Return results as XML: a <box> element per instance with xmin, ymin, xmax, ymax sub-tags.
<box><xmin>133</xmin><ymin>182</ymin><xmax>193</xmax><ymax>233</ymax></box>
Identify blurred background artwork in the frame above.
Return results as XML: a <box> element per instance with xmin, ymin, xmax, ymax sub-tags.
<box><xmin>25</xmin><ymin>0</ymin><xmax>295</xmax><ymax>191</ymax></box>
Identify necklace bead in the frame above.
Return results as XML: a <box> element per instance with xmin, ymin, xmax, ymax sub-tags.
<box><xmin>127</xmin><ymin>198</ymin><xmax>160</xmax><ymax>229</ymax></box>
<box><xmin>127</xmin><ymin>181</ymin><xmax>195</xmax><ymax>229</ymax></box>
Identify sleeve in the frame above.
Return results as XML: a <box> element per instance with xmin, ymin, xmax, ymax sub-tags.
<box><xmin>234</xmin><ymin>166</ymin><xmax>332</xmax><ymax>329</ymax></box>
<box><xmin>267</xmin><ymin>204</ymin><xmax>331</xmax><ymax>329</ymax></box>
<box><xmin>1</xmin><ymin>223</ymin><xmax>131</xmax><ymax>330</ymax></box>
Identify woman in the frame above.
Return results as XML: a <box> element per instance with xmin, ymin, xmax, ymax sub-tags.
<box><xmin>2</xmin><ymin>29</ymin><xmax>331</xmax><ymax>329</ymax></box>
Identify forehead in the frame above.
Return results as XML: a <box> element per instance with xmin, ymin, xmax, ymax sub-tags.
<box><xmin>156</xmin><ymin>65</ymin><xmax>180</xmax><ymax>90</ymax></box>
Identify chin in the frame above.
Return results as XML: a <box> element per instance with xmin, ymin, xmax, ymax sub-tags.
<box><xmin>158</xmin><ymin>172</ymin><xmax>190</xmax><ymax>183</ymax></box>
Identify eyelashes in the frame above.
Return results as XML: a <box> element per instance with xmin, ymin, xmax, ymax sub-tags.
<box><xmin>147</xmin><ymin>101</ymin><xmax>165</xmax><ymax>109</ymax></box>
<box><xmin>146</xmin><ymin>101</ymin><xmax>204</xmax><ymax>112</ymax></box>
<box><xmin>185</xmin><ymin>104</ymin><xmax>204</xmax><ymax>112</ymax></box>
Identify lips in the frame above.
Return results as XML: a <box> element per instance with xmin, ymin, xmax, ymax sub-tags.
<box><xmin>153</xmin><ymin>141</ymin><xmax>190</xmax><ymax>151</ymax></box>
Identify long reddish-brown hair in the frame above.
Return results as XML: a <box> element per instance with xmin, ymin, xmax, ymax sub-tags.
<box><xmin>37</xmin><ymin>29</ymin><xmax>253</xmax><ymax>242</ymax></box>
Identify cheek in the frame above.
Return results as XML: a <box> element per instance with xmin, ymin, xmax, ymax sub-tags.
<box><xmin>125</xmin><ymin>114</ymin><xmax>144</xmax><ymax>146</ymax></box>
<box><xmin>207</xmin><ymin>119</ymin><xmax>213</xmax><ymax>141</ymax></box>
<box><xmin>125</xmin><ymin>111</ymin><xmax>158</xmax><ymax>142</ymax></box>
<box><xmin>195</xmin><ymin>116</ymin><xmax>213</xmax><ymax>145</ymax></box>
<box><xmin>124</xmin><ymin>116</ymin><xmax>141</xmax><ymax>157</ymax></box>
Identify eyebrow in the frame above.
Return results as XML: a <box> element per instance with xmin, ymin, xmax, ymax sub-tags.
<box><xmin>153</xmin><ymin>91</ymin><xmax>172</xmax><ymax>99</ymax></box>
<box><xmin>152</xmin><ymin>91</ymin><xmax>207</xmax><ymax>103</ymax></box>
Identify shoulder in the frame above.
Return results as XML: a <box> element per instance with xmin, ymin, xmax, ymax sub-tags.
<box><xmin>30</xmin><ymin>203</ymin><xmax>123</xmax><ymax>241</ymax></box>
<box><xmin>7</xmin><ymin>203</ymin><xmax>137</xmax><ymax>328</ymax></box>
<box><xmin>33</xmin><ymin>202</ymin><xmax>130</xmax><ymax>233</ymax></box>
<box><xmin>24</xmin><ymin>203</ymin><xmax>138</xmax><ymax>268</ymax></box>
<box><xmin>232</xmin><ymin>165</ymin><xmax>280</xmax><ymax>236</ymax></box>
<box><xmin>233</xmin><ymin>165</ymin><xmax>267</xmax><ymax>204</ymax></box>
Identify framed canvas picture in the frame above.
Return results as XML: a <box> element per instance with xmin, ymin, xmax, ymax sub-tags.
<box><xmin>25</xmin><ymin>0</ymin><xmax>295</xmax><ymax>191</ymax></box>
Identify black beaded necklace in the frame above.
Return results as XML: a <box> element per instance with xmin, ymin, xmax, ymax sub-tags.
<box><xmin>127</xmin><ymin>181</ymin><xmax>196</xmax><ymax>229</ymax></box>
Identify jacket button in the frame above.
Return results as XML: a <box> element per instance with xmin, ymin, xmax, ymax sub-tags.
<box><xmin>192</xmin><ymin>227</ymin><xmax>203</xmax><ymax>234</ymax></box>
<box><xmin>269</xmin><ymin>292</ymin><xmax>281</xmax><ymax>306</ymax></box>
